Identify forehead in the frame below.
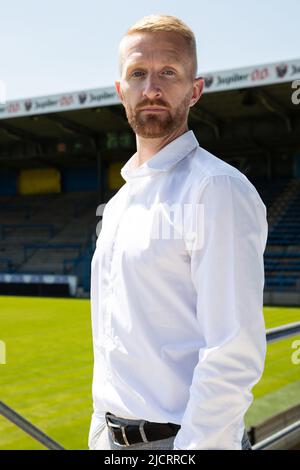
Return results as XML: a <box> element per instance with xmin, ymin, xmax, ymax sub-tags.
<box><xmin>120</xmin><ymin>32</ymin><xmax>189</xmax><ymax>66</ymax></box>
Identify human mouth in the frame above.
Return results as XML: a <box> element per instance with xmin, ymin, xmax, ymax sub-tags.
<box><xmin>140</xmin><ymin>108</ymin><xmax>167</xmax><ymax>113</ymax></box>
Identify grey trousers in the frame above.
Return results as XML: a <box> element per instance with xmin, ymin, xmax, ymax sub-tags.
<box><xmin>93</xmin><ymin>421</ymin><xmax>253</xmax><ymax>450</ymax></box>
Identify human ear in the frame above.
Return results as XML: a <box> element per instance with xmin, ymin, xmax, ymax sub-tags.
<box><xmin>189</xmin><ymin>77</ymin><xmax>204</xmax><ymax>107</ymax></box>
<box><xmin>115</xmin><ymin>80</ymin><xmax>125</xmax><ymax>104</ymax></box>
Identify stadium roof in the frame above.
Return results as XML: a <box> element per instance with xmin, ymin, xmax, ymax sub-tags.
<box><xmin>0</xmin><ymin>58</ymin><xmax>299</xmax><ymax>168</ymax></box>
<box><xmin>1</xmin><ymin>58</ymin><xmax>300</xmax><ymax>119</ymax></box>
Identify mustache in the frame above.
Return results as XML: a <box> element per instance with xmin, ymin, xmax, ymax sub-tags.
<box><xmin>136</xmin><ymin>99</ymin><xmax>170</xmax><ymax>110</ymax></box>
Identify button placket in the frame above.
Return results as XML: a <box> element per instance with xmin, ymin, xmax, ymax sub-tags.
<box><xmin>104</xmin><ymin>184</ymin><xmax>135</xmax><ymax>336</ymax></box>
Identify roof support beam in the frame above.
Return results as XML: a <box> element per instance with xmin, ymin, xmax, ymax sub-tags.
<box><xmin>0</xmin><ymin>122</ymin><xmax>40</xmax><ymax>144</ymax></box>
<box><xmin>44</xmin><ymin>113</ymin><xmax>98</xmax><ymax>143</ymax></box>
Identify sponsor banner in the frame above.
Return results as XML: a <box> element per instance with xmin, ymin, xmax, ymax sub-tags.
<box><xmin>0</xmin><ymin>87</ymin><xmax>119</xmax><ymax>120</ymax></box>
<box><xmin>202</xmin><ymin>58</ymin><xmax>300</xmax><ymax>93</ymax></box>
<box><xmin>0</xmin><ymin>59</ymin><xmax>300</xmax><ymax>120</ymax></box>
<box><xmin>0</xmin><ymin>273</ymin><xmax>77</xmax><ymax>295</ymax></box>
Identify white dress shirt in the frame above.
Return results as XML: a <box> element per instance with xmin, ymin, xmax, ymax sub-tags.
<box><xmin>89</xmin><ymin>130</ymin><xmax>268</xmax><ymax>450</ymax></box>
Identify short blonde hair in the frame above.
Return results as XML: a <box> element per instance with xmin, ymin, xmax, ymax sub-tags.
<box><xmin>119</xmin><ymin>14</ymin><xmax>198</xmax><ymax>78</ymax></box>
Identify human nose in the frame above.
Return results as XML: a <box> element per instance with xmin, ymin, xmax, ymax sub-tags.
<box><xmin>142</xmin><ymin>73</ymin><xmax>162</xmax><ymax>100</ymax></box>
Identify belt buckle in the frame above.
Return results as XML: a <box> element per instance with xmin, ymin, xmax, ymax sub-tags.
<box><xmin>106</xmin><ymin>414</ymin><xmax>149</xmax><ymax>447</ymax></box>
<box><xmin>117</xmin><ymin>420</ymin><xmax>148</xmax><ymax>446</ymax></box>
<box><xmin>106</xmin><ymin>417</ymin><xmax>130</xmax><ymax>447</ymax></box>
<box><xmin>112</xmin><ymin>424</ymin><xmax>130</xmax><ymax>447</ymax></box>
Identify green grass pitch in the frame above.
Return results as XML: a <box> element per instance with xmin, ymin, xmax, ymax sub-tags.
<box><xmin>0</xmin><ymin>296</ymin><xmax>299</xmax><ymax>450</ymax></box>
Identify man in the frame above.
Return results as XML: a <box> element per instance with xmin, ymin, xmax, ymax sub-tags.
<box><xmin>88</xmin><ymin>14</ymin><xmax>268</xmax><ymax>450</ymax></box>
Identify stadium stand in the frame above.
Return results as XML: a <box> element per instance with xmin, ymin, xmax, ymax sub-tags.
<box><xmin>0</xmin><ymin>177</ymin><xmax>300</xmax><ymax>296</ymax></box>
<box><xmin>0</xmin><ymin>58</ymin><xmax>299</xmax><ymax>299</ymax></box>
<box><xmin>263</xmin><ymin>178</ymin><xmax>300</xmax><ymax>292</ymax></box>
<box><xmin>0</xmin><ymin>191</ymin><xmax>98</xmax><ymax>291</ymax></box>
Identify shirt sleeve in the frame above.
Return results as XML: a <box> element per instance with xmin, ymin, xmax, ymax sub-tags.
<box><xmin>173</xmin><ymin>174</ymin><xmax>268</xmax><ymax>450</ymax></box>
<box><xmin>88</xmin><ymin>409</ymin><xmax>106</xmax><ymax>450</ymax></box>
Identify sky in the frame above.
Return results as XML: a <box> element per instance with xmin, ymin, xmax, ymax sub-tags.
<box><xmin>1</xmin><ymin>0</ymin><xmax>300</xmax><ymax>101</ymax></box>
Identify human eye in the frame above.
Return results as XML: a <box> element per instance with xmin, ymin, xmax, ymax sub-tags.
<box><xmin>131</xmin><ymin>70</ymin><xmax>145</xmax><ymax>78</ymax></box>
<box><xmin>162</xmin><ymin>69</ymin><xmax>176</xmax><ymax>76</ymax></box>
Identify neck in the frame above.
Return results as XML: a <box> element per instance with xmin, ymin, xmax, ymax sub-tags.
<box><xmin>131</xmin><ymin>123</ymin><xmax>188</xmax><ymax>170</ymax></box>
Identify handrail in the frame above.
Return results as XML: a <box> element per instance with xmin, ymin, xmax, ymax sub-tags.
<box><xmin>0</xmin><ymin>401</ymin><xmax>65</xmax><ymax>450</ymax></box>
<box><xmin>252</xmin><ymin>420</ymin><xmax>300</xmax><ymax>450</ymax></box>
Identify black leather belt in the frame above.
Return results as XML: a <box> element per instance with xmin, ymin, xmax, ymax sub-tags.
<box><xmin>105</xmin><ymin>412</ymin><xmax>181</xmax><ymax>447</ymax></box>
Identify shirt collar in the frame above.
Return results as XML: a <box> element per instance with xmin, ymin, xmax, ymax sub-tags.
<box><xmin>120</xmin><ymin>130</ymin><xmax>199</xmax><ymax>182</ymax></box>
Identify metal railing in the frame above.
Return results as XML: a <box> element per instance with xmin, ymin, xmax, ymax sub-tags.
<box><xmin>252</xmin><ymin>420</ymin><xmax>300</xmax><ymax>450</ymax></box>
<box><xmin>0</xmin><ymin>401</ymin><xmax>65</xmax><ymax>450</ymax></box>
